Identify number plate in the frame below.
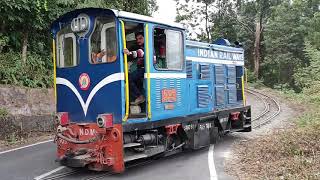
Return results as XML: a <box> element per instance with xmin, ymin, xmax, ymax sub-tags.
<box><xmin>161</xmin><ymin>89</ymin><xmax>177</xmax><ymax>103</ymax></box>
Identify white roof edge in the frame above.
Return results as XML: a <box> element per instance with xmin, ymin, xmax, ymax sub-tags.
<box><xmin>111</xmin><ymin>9</ymin><xmax>185</xmax><ymax>29</ymax></box>
<box><xmin>186</xmin><ymin>40</ymin><xmax>244</xmax><ymax>53</ymax></box>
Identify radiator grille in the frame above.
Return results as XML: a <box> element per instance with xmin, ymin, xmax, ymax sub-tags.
<box><xmin>186</xmin><ymin>60</ymin><xmax>193</xmax><ymax>78</ymax></box>
<box><xmin>227</xmin><ymin>66</ymin><xmax>236</xmax><ymax>84</ymax></box>
<box><xmin>228</xmin><ymin>85</ymin><xmax>237</xmax><ymax>104</ymax></box>
<box><xmin>199</xmin><ymin>64</ymin><xmax>210</xmax><ymax>79</ymax></box>
<box><xmin>215</xmin><ymin>86</ymin><xmax>225</xmax><ymax>106</ymax></box>
<box><xmin>215</xmin><ymin>65</ymin><xmax>224</xmax><ymax>84</ymax></box>
<box><xmin>197</xmin><ymin>85</ymin><xmax>210</xmax><ymax>108</ymax></box>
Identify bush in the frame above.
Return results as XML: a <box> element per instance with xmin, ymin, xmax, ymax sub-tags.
<box><xmin>0</xmin><ymin>108</ymin><xmax>8</xmax><ymax>118</ymax></box>
<box><xmin>0</xmin><ymin>52</ymin><xmax>53</xmax><ymax>88</ymax></box>
<box><xmin>245</xmin><ymin>68</ymin><xmax>257</xmax><ymax>83</ymax></box>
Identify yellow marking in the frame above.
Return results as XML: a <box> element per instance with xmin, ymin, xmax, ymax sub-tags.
<box><xmin>121</xmin><ymin>21</ymin><xmax>130</xmax><ymax>122</ymax></box>
<box><xmin>145</xmin><ymin>24</ymin><xmax>152</xmax><ymax>119</ymax></box>
<box><xmin>241</xmin><ymin>75</ymin><xmax>246</xmax><ymax>106</ymax></box>
<box><xmin>52</xmin><ymin>39</ymin><xmax>57</xmax><ymax>102</ymax></box>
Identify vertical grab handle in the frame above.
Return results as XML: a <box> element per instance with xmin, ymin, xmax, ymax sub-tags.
<box><xmin>52</xmin><ymin>39</ymin><xmax>57</xmax><ymax>103</ymax></box>
<box><xmin>242</xmin><ymin>67</ymin><xmax>246</xmax><ymax>106</ymax></box>
<box><xmin>121</xmin><ymin>21</ymin><xmax>130</xmax><ymax>122</ymax></box>
<box><xmin>145</xmin><ymin>24</ymin><xmax>152</xmax><ymax>119</ymax></box>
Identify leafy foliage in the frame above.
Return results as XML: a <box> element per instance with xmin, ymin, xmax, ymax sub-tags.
<box><xmin>176</xmin><ymin>0</ymin><xmax>320</xmax><ymax>92</ymax></box>
<box><xmin>0</xmin><ymin>0</ymin><xmax>158</xmax><ymax>88</ymax></box>
<box><xmin>294</xmin><ymin>42</ymin><xmax>320</xmax><ymax>89</ymax></box>
<box><xmin>0</xmin><ymin>53</ymin><xmax>53</xmax><ymax>88</ymax></box>
<box><xmin>0</xmin><ymin>108</ymin><xmax>8</xmax><ymax>119</ymax></box>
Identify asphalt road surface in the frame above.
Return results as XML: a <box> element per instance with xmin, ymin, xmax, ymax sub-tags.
<box><xmin>0</xmin><ymin>137</ymin><xmax>239</xmax><ymax>180</ymax></box>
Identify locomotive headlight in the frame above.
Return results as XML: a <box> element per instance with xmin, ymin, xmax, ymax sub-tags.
<box><xmin>55</xmin><ymin>112</ymin><xmax>69</xmax><ymax>126</ymax></box>
<box><xmin>96</xmin><ymin>114</ymin><xmax>113</xmax><ymax>128</ymax></box>
<box><xmin>71</xmin><ymin>14</ymin><xmax>89</xmax><ymax>33</ymax></box>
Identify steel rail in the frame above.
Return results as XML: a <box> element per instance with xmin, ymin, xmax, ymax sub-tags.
<box><xmin>35</xmin><ymin>169</ymin><xmax>79</xmax><ymax>180</ymax></box>
<box><xmin>246</xmin><ymin>89</ymin><xmax>269</xmax><ymax>121</ymax></box>
<box><xmin>245</xmin><ymin>88</ymin><xmax>281</xmax><ymax>129</ymax></box>
<box><xmin>36</xmin><ymin>157</ymin><xmax>157</xmax><ymax>180</ymax></box>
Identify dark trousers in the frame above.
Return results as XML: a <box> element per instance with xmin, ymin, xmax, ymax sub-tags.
<box><xmin>129</xmin><ymin>68</ymin><xmax>144</xmax><ymax>99</ymax></box>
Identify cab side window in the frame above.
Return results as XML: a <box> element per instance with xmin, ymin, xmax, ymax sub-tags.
<box><xmin>154</xmin><ymin>28</ymin><xmax>183</xmax><ymax>70</ymax></box>
<box><xmin>90</xmin><ymin>17</ymin><xmax>117</xmax><ymax>64</ymax></box>
<box><xmin>57</xmin><ymin>26</ymin><xmax>78</xmax><ymax>68</ymax></box>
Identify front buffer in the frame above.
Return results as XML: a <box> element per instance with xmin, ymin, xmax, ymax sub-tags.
<box><xmin>55</xmin><ymin>116</ymin><xmax>124</xmax><ymax>172</ymax></box>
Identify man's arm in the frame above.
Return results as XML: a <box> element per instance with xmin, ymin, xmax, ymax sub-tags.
<box><xmin>123</xmin><ymin>48</ymin><xmax>144</xmax><ymax>59</ymax></box>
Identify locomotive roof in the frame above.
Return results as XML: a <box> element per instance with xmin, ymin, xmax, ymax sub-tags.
<box><xmin>111</xmin><ymin>9</ymin><xmax>185</xmax><ymax>29</ymax></box>
<box><xmin>51</xmin><ymin>8</ymin><xmax>185</xmax><ymax>30</ymax></box>
<box><xmin>186</xmin><ymin>40</ymin><xmax>244</xmax><ymax>53</ymax></box>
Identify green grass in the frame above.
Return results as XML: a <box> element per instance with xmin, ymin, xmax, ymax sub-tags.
<box><xmin>229</xmin><ymin>85</ymin><xmax>320</xmax><ymax>179</ymax></box>
<box><xmin>0</xmin><ymin>108</ymin><xmax>8</xmax><ymax>119</ymax></box>
<box><xmin>280</xmin><ymin>83</ymin><xmax>320</xmax><ymax>128</ymax></box>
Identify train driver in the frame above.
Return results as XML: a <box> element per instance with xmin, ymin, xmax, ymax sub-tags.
<box><xmin>123</xmin><ymin>31</ymin><xmax>145</xmax><ymax>105</ymax></box>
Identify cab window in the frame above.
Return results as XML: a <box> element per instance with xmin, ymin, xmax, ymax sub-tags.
<box><xmin>56</xmin><ymin>25</ymin><xmax>78</xmax><ymax>68</ymax></box>
<box><xmin>90</xmin><ymin>17</ymin><xmax>117</xmax><ymax>64</ymax></box>
<box><xmin>154</xmin><ymin>28</ymin><xmax>183</xmax><ymax>70</ymax></box>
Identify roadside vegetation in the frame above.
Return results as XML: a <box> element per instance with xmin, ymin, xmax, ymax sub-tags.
<box><xmin>0</xmin><ymin>108</ymin><xmax>22</xmax><ymax>145</ymax></box>
<box><xmin>175</xmin><ymin>1</ymin><xmax>320</xmax><ymax>178</ymax></box>
<box><xmin>227</xmin><ymin>84</ymin><xmax>320</xmax><ymax>179</ymax></box>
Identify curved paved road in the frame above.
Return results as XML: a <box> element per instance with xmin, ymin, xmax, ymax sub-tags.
<box><xmin>0</xmin><ymin>92</ymin><xmax>262</xmax><ymax>180</ymax></box>
<box><xmin>0</xmin><ymin>137</ymin><xmax>239</xmax><ymax>180</ymax></box>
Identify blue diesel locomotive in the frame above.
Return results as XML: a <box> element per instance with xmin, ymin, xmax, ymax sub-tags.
<box><xmin>51</xmin><ymin>8</ymin><xmax>251</xmax><ymax>173</ymax></box>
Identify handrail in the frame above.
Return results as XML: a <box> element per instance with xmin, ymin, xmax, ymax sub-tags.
<box><xmin>52</xmin><ymin>39</ymin><xmax>57</xmax><ymax>102</ymax></box>
<box><xmin>242</xmin><ymin>75</ymin><xmax>246</xmax><ymax>106</ymax></box>
<box><xmin>120</xmin><ymin>21</ymin><xmax>130</xmax><ymax>122</ymax></box>
<box><xmin>145</xmin><ymin>24</ymin><xmax>152</xmax><ymax>119</ymax></box>
<box><xmin>243</xmin><ymin>67</ymin><xmax>248</xmax><ymax>105</ymax></box>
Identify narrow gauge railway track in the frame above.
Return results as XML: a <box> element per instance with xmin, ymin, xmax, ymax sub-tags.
<box><xmin>36</xmin><ymin>158</ymin><xmax>157</xmax><ymax>180</ymax></box>
<box><xmin>245</xmin><ymin>88</ymin><xmax>281</xmax><ymax>129</ymax></box>
<box><xmin>34</xmin><ymin>169</ymin><xmax>80</xmax><ymax>180</ymax></box>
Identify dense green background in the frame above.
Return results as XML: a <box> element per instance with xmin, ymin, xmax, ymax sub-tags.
<box><xmin>0</xmin><ymin>0</ymin><xmax>157</xmax><ymax>88</ymax></box>
<box><xmin>176</xmin><ymin>0</ymin><xmax>320</xmax><ymax>93</ymax></box>
<box><xmin>0</xmin><ymin>0</ymin><xmax>319</xmax><ymax>94</ymax></box>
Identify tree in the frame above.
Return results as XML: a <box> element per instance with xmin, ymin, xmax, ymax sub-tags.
<box><xmin>235</xmin><ymin>0</ymin><xmax>282</xmax><ymax>79</ymax></box>
<box><xmin>294</xmin><ymin>12</ymin><xmax>320</xmax><ymax>89</ymax></box>
<box><xmin>0</xmin><ymin>0</ymin><xmax>158</xmax><ymax>87</ymax></box>
<box><xmin>175</xmin><ymin>0</ymin><xmax>238</xmax><ymax>42</ymax></box>
<box><xmin>263</xmin><ymin>0</ymin><xmax>319</xmax><ymax>89</ymax></box>
<box><xmin>0</xmin><ymin>0</ymin><xmax>49</xmax><ymax>63</ymax></box>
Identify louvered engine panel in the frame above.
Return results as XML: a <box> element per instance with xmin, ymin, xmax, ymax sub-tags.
<box><xmin>186</xmin><ymin>60</ymin><xmax>193</xmax><ymax>78</ymax></box>
<box><xmin>215</xmin><ymin>86</ymin><xmax>225</xmax><ymax>106</ymax></box>
<box><xmin>228</xmin><ymin>85</ymin><xmax>237</xmax><ymax>104</ymax></box>
<box><xmin>227</xmin><ymin>66</ymin><xmax>236</xmax><ymax>84</ymax></box>
<box><xmin>197</xmin><ymin>85</ymin><xmax>210</xmax><ymax>108</ymax></box>
<box><xmin>199</xmin><ymin>64</ymin><xmax>210</xmax><ymax>79</ymax></box>
<box><xmin>215</xmin><ymin>65</ymin><xmax>224</xmax><ymax>84</ymax></box>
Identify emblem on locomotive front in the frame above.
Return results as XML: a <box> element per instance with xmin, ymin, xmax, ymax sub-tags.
<box><xmin>79</xmin><ymin>73</ymin><xmax>90</xmax><ymax>90</ymax></box>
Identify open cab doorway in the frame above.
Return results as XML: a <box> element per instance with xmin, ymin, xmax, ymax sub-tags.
<box><xmin>122</xmin><ymin>21</ymin><xmax>148</xmax><ymax>119</ymax></box>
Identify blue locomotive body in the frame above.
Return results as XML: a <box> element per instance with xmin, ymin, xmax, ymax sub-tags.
<box><xmin>51</xmin><ymin>8</ymin><xmax>251</xmax><ymax>172</ymax></box>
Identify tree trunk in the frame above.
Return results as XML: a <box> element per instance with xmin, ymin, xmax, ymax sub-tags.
<box><xmin>253</xmin><ymin>21</ymin><xmax>261</xmax><ymax>79</ymax></box>
<box><xmin>21</xmin><ymin>31</ymin><xmax>28</xmax><ymax>63</ymax></box>
<box><xmin>205</xmin><ymin>3</ymin><xmax>210</xmax><ymax>43</ymax></box>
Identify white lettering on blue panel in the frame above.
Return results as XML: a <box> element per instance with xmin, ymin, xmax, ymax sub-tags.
<box><xmin>197</xmin><ymin>48</ymin><xmax>244</xmax><ymax>61</ymax></box>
